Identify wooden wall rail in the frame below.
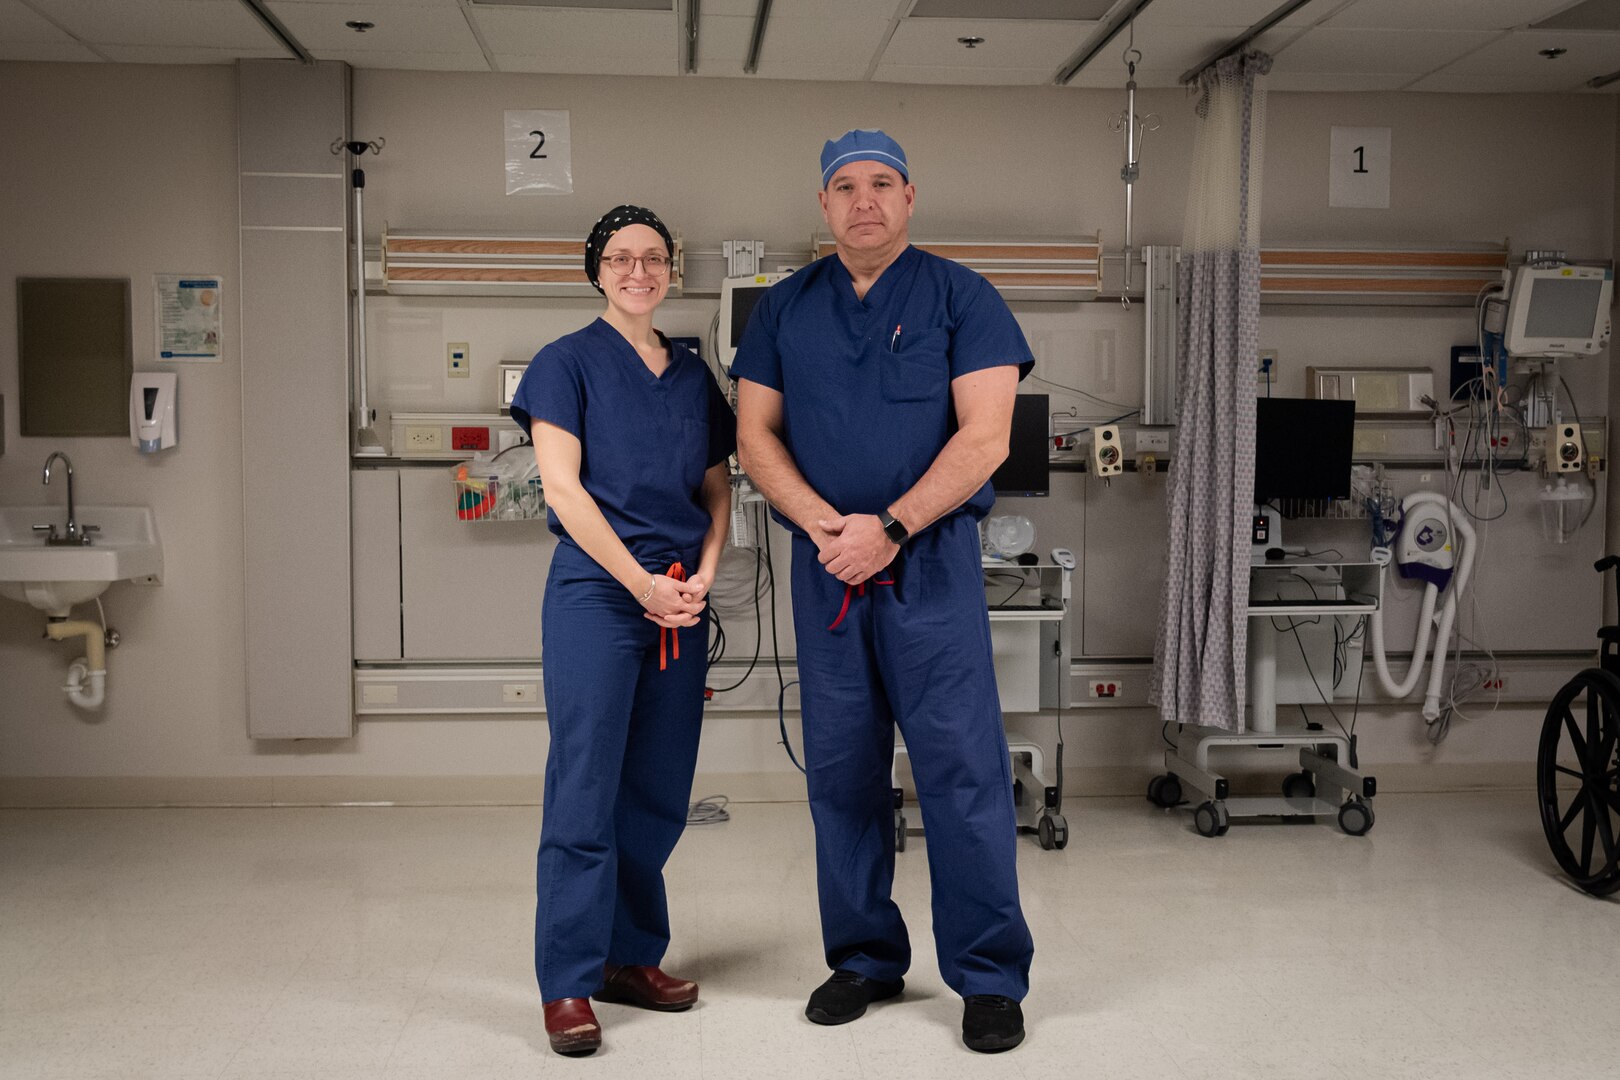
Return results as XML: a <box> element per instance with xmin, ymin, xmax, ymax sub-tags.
<box><xmin>1259</xmin><ymin>245</ymin><xmax>1508</xmax><ymax>305</ymax></box>
<box><xmin>814</xmin><ymin>236</ymin><xmax>1103</xmax><ymax>301</ymax></box>
<box><xmin>380</xmin><ymin>228</ymin><xmax>683</xmax><ymax>296</ymax></box>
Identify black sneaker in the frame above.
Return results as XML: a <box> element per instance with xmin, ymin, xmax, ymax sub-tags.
<box><xmin>804</xmin><ymin>969</ymin><xmax>904</xmax><ymax>1025</ymax></box>
<box><xmin>962</xmin><ymin>994</ymin><xmax>1024</xmax><ymax>1052</ymax></box>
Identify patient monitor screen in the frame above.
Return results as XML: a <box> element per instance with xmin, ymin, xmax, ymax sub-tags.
<box><xmin>1253</xmin><ymin>397</ymin><xmax>1355</xmax><ymax>502</ymax></box>
<box><xmin>730</xmin><ymin>285</ymin><xmax>767</xmax><ymax>345</ymax></box>
<box><xmin>1522</xmin><ymin>276</ymin><xmax>1607</xmax><ymax>339</ymax></box>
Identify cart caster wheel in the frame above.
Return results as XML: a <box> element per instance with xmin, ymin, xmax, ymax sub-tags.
<box><xmin>1194</xmin><ymin>800</ymin><xmax>1230</xmax><ymax>838</ymax></box>
<box><xmin>1282</xmin><ymin>771</ymin><xmax>1316</xmax><ymax>800</ymax></box>
<box><xmin>1049</xmin><ymin>813</ymin><xmax>1069</xmax><ymax>850</ymax></box>
<box><xmin>1338</xmin><ymin>799</ymin><xmax>1374</xmax><ymax>837</ymax></box>
<box><xmin>894</xmin><ymin>811</ymin><xmax>907</xmax><ymax>852</ymax></box>
<box><xmin>1037</xmin><ymin>814</ymin><xmax>1055</xmax><ymax>850</ymax></box>
<box><xmin>1148</xmin><ymin>774</ymin><xmax>1183</xmax><ymax>808</ymax></box>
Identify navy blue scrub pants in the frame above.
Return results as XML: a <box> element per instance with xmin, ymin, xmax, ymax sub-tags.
<box><xmin>790</xmin><ymin>514</ymin><xmax>1033</xmax><ymax>1001</ymax></box>
<box><xmin>534</xmin><ymin>542</ymin><xmax>707</xmax><ymax>1003</ymax></box>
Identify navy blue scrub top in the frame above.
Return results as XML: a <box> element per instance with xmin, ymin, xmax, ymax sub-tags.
<box><xmin>730</xmin><ymin>245</ymin><xmax>1034</xmax><ymax>537</ymax></box>
<box><xmin>510</xmin><ymin>318</ymin><xmax>737</xmax><ymax>567</ymax></box>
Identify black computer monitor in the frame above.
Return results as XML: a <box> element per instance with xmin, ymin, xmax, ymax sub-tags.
<box><xmin>1253</xmin><ymin>397</ymin><xmax>1355</xmax><ymax>502</ymax></box>
<box><xmin>991</xmin><ymin>393</ymin><xmax>1050</xmax><ymax>498</ymax></box>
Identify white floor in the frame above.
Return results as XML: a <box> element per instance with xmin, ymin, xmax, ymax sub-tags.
<box><xmin>0</xmin><ymin>791</ymin><xmax>1614</xmax><ymax>1080</ymax></box>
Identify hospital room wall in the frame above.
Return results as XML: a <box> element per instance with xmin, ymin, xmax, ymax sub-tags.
<box><xmin>0</xmin><ymin>60</ymin><xmax>1615</xmax><ymax>796</ymax></box>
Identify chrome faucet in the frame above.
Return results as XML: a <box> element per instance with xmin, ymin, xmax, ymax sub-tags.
<box><xmin>40</xmin><ymin>451</ymin><xmax>92</xmax><ymax>546</ymax></box>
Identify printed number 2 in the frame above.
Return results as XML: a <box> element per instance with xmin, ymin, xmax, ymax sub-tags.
<box><xmin>529</xmin><ymin>130</ymin><xmax>547</xmax><ymax>159</ymax></box>
<box><xmin>1352</xmin><ymin>146</ymin><xmax>1368</xmax><ymax>174</ymax></box>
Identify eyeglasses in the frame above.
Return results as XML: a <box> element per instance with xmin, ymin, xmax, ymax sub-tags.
<box><xmin>603</xmin><ymin>253</ymin><xmax>671</xmax><ymax>276</ymax></box>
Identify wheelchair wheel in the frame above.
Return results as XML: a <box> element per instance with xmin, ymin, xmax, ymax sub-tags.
<box><xmin>1536</xmin><ymin>668</ymin><xmax>1620</xmax><ymax>896</ymax></box>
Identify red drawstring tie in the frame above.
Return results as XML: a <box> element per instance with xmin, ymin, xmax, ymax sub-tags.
<box><xmin>659</xmin><ymin>561</ymin><xmax>686</xmax><ymax>671</ymax></box>
<box><xmin>827</xmin><ymin>573</ymin><xmax>894</xmax><ymax>630</ymax></box>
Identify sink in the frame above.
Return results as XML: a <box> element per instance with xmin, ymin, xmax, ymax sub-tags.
<box><xmin>0</xmin><ymin>506</ymin><xmax>164</xmax><ymax>616</ymax></box>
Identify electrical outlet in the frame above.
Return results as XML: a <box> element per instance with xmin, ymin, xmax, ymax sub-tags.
<box><xmin>1258</xmin><ymin>349</ymin><xmax>1278</xmax><ymax>378</ymax></box>
<box><xmin>447</xmin><ymin>342</ymin><xmax>470</xmax><ymax>379</ymax></box>
<box><xmin>1136</xmin><ymin>429</ymin><xmax>1169</xmax><ymax>453</ymax></box>
<box><xmin>1481</xmin><ymin>676</ymin><xmax>1506</xmax><ymax>692</ymax></box>
<box><xmin>502</xmin><ymin>682</ymin><xmax>538</xmax><ymax>704</ymax></box>
<box><xmin>405</xmin><ymin>425</ymin><xmax>443</xmax><ymax>451</ymax></box>
<box><xmin>1088</xmin><ymin>679</ymin><xmax>1122</xmax><ymax>699</ymax></box>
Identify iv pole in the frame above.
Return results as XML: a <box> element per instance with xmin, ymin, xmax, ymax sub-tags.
<box><xmin>333</xmin><ymin>137</ymin><xmax>386</xmax><ymax>456</ymax></box>
<box><xmin>1108</xmin><ymin>24</ymin><xmax>1158</xmax><ymax>305</ymax></box>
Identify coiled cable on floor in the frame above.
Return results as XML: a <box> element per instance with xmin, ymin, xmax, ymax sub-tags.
<box><xmin>686</xmin><ymin>794</ymin><xmax>731</xmax><ymax>826</ymax></box>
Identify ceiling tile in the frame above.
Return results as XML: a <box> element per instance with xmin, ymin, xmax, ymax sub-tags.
<box><xmin>1137</xmin><ymin>0</ymin><xmax>1329</xmax><ymax>29</ymax></box>
<box><xmin>1264</xmin><ymin>70</ymin><xmax>1413</xmax><ymax>90</ymax></box>
<box><xmin>1325</xmin><ymin>0</ymin><xmax>1582</xmax><ymax>31</ymax></box>
<box><xmin>698</xmin><ymin>12</ymin><xmax>889</xmax><ymax>67</ymax></box>
<box><xmin>0</xmin><ymin>39</ymin><xmax>101</xmax><ymax>60</ymax></box>
<box><xmin>1271</xmin><ymin>27</ymin><xmax>1499</xmax><ymax>73</ymax></box>
<box><xmin>871</xmin><ymin>63</ymin><xmax>1057</xmax><ymax>85</ymax></box>
<box><xmin>0</xmin><ymin>0</ymin><xmax>75</xmax><ymax>42</ymax></box>
<box><xmin>883</xmin><ymin>17</ymin><xmax>1093</xmax><ymax>69</ymax></box>
<box><xmin>703</xmin><ymin>0</ymin><xmax>897</xmax><ymax>16</ymax></box>
<box><xmin>328</xmin><ymin>49</ymin><xmax>490</xmax><ymax>71</ymax></box>
<box><xmin>1536</xmin><ymin>0</ymin><xmax>1620</xmax><ymax>31</ymax></box>
<box><xmin>269</xmin><ymin>2</ymin><xmax>481</xmax><ymax>54</ymax></box>
<box><xmin>1063</xmin><ymin>22</ymin><xmax>1304</xmax><ymax>87</ymax></box>
<box><xmin>1413</xmin><ymin>27</ymin><xmax>1620</xmax><ymax>89</ymax></box>
<box><xmin>909</xmin><ymin>0</ymin><xmax>1111</xmax><ymax>18</ymax></box>
<box><xmin>98</xmin><ymin>43</ymin><xmax>290</xmax><ymax>63</ymax></box>
<box><xmin>28</xmin><ymin>0</ymin><xmax>273</xmax><ymax>48</ymax></box>
<box><xmin>476</xmin><ymin>5</ymin><xmax>675</xmax><ymax>71</ymax></box>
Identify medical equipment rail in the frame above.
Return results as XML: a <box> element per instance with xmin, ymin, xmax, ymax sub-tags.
<box><xmin>1535</xmin><ymin>555</ymin><xmax>1620</xmax><ymax>895</ymax></box>
<box><xmin>1148</xmin><ymin>546</ymin><xmax>1381</xmax><ymax>837</ymax></box>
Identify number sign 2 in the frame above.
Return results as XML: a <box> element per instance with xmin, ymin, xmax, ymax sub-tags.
<box><xmin>506</xmin><ymin>110</ymin><xmax>572</xmax><ymax>195</ymax></box>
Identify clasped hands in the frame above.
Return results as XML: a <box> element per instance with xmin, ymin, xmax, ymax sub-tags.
<box><xmin>815</xmin><ymin>513</ymin><xmax>898</xmax><ymax>585</ymax></box>
<box><xmin>640</xmin><ymin>572</ymin><xmax>710</xmax><ymax>629</ymax></box>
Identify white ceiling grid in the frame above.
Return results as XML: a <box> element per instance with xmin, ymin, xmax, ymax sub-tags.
<box><xmin>0</xmin><ymin>0</ymin><xmax>1618</xmax><ymax>92</ymax></box>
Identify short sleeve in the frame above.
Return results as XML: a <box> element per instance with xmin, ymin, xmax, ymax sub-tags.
<box><xmin>509</xmin><ymin>345</ymin><xmax>583</xmax><ymax>440</ymax></box>
<box><xmin>948</xmin><ymin>275</ymin><xmax>1036</xmax><ymax>383</ymax></box>
<box><xmin>729</xmin><ymin>289</ymin><xmax>782</xmax><ymax>391</ymax></box>
<box><xmin>704</xmin><ymin>371</ymin><xmax>738</xmax><ymax>468</ymax></box>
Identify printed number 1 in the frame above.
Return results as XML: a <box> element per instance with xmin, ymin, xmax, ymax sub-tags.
<box><xmin>1352</xmin><ymin>146</ymin><xmax>1368</xmax><ymax>174</ymax></box>
<box><xmin>529</xmin><ymin>130</ymin><xmax>547</xmax><ymax>159</ymax></box>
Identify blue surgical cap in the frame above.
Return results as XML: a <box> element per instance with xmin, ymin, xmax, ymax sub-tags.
<box><xmin>819</xmin><ymin>129</ymin><xmax>909</xmax><ymax>188</ymax></box>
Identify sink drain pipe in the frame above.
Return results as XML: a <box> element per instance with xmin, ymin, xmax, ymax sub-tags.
<box><xmin>45</xmin><ymin>618</ymin><xmax>106</xmax><ymax>709</ymax></box>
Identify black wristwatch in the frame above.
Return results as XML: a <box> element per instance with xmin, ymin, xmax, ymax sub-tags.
<box><xmin>878</xmin><ymin>509</ymin><xmax>910</xmax><ymax>545</ymax></box>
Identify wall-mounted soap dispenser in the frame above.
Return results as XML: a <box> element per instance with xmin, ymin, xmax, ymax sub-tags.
<box><xmin>130</xmin><ymin>372</ymin><xmax>177</xmax><ymax>453</ymax></box>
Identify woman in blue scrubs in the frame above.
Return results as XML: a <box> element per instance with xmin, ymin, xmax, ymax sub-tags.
<box><xmin>510</xmin><ymin>205</ymin><xmax>736</xmax><ymax>1056</ymax></box>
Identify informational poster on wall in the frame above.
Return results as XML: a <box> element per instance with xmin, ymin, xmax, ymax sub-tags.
<box><xmin>1328</xmin><ymin>126</ymin><xmax>1391</xmax><ymax>209</ymax></box>
<box><xmin>155</xmin><ymin>274</ymin><xmax>223</xmax><ymax>362</ymax></box>
<box><xmin>505</xmin><ymin>110</ymin><xmax>573</xmax><ymax>195</ymax></box>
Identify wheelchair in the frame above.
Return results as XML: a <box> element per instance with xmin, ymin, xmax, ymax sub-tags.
<box><xmin>1536</xmin><ymin>555</ymin><xmax>1620</xmax><ymax>896</ymax></box>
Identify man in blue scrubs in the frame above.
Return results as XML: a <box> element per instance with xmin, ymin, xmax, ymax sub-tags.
<box><xmin>732</xmin><ymin>129</ymin><xmax>1035</xmax><ymax>1053</ymax></box>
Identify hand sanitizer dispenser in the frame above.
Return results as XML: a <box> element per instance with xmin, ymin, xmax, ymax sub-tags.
<box><xmin>130</xmin><ymin>372</ymin><xmax>177</xmax><ymax>453</ymax></box>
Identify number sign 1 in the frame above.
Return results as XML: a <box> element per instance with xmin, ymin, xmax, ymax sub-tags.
<box><xmin>1328</xmin><ymin>126</ymin><xmax>1390</xmax><ymax>209</ymax></box>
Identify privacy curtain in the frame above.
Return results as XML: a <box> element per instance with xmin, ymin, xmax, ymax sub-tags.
<box><xmin>1150</xmin><ymin>50</ymin><xmax>1271</xmax><ymax>733</ymax></box>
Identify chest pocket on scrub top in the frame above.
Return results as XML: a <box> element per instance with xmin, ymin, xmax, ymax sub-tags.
<box><xmin>881</xmin><ymin>328</ymin><xmax>950</xmax><ymax>404</ymax></box>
